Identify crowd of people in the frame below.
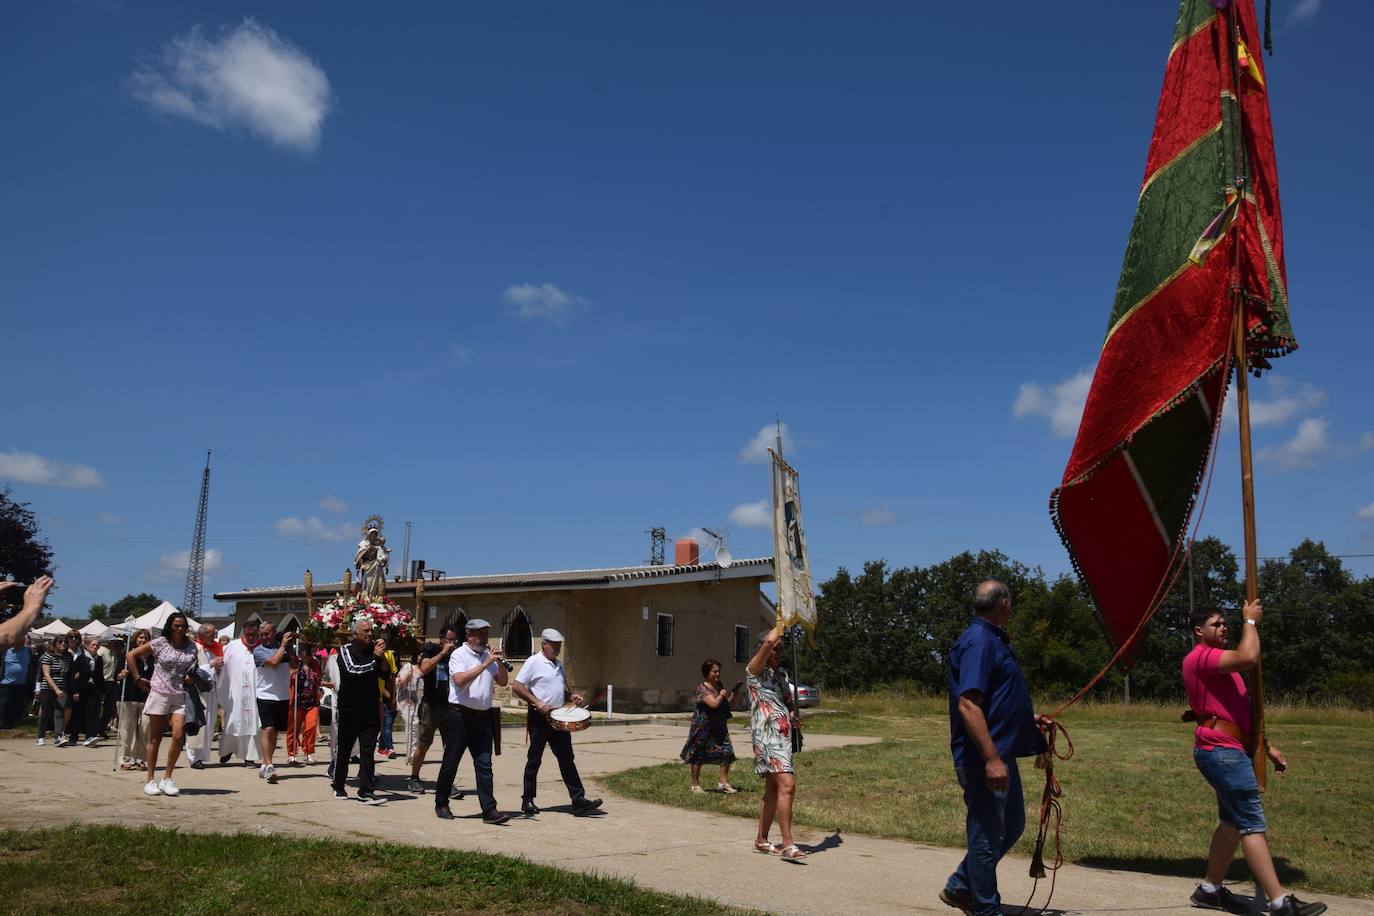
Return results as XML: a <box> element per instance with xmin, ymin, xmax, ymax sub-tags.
<box><xmin>1</xmin><ymin>576</ymin><xmax>1329</xmax><ymax>914</ymax></box>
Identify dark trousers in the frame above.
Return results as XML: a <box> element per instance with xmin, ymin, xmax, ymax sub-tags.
<box><xmin>37</xmin><ymin>691</ymin><xmax>64</xmax><ymax>738</ymax></box>
<box><xmin>0</xmin><ymin>683</ymin><xmax>27</xmax><ymax>729</ymax></box>
<box><xmin>101</xmin><ymin>683</ymin><xmax>120</xmax><ymax>731</ymax></box>
<box><xmin>523</xmin><ymin>712</ymin><xmax>585</xmax><ymax>803</ymax></box>
<box><xmin>434</xmin><ymin>705</ymin><xmax>497</xmax><ymax>815</ymax></box>
<box><xmin>946</xmin><ymin>760</ymin><xmax>1026</xmax><ymax>916</ymax></box>
<box><xmin>332</xmin><ymin>709</ymin><xmax>380</xmax><ymax>795</ymax></box>
<box><xmin>70</xmin><ymin>691</ymin><xmax>100</xmax><ymax>739</ymax></box>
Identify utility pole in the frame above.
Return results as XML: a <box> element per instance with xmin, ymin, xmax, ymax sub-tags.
<box><xmin>182</xmin><ymin>451</ymin><xmax>211</xmax><ymax>618</ymax></box>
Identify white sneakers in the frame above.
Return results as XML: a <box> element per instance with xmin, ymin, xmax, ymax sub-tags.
<box><xmin>159</xmin><ymin>778</ymin><xmax>179</xmax><ymax>796</ymax></box>
<box><xmin>260</xmin><ymin>764</ymin><xmax>278</xmax><ymax>784</ymax></box>
<box><xmin>36</xmin><ymin>737</ymin><xmax>45</xmax><ymax>746</ymax></box>
<box><xmin>305</xmin><ymin>754</ymin><xmax>316</xmax><ymax>764</ymax></box>
<box><xmin>82</xmin><ymin>736</ymin><xmax>99</xmax><ymax>747</ymax></box>
<box><xmin>144</xmin><ymin>781</ymin><xmax>161</xmax><ymax>796</ymax></box>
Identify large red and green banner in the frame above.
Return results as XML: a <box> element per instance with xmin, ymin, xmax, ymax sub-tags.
<box><xmin>1052</xmin><ymin>0</ymin><xmax>1295</xmax><ymax>656</ymax></box>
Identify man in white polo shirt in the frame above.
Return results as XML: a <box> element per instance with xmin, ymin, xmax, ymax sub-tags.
<box><xmin>510</xmin><ymin>628</ymin><xmax>603</xmax><ymax>817</ymax></box>
<box><xmin>433</xmin><ymin>619</ymin><xmax>511</xmax><ymax>825</ymax></box>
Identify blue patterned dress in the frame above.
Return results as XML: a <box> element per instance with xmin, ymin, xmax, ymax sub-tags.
<box><xmin>680</xmin><ymin>682</ymin><xmax>737</xmax><ymax>765</ymax></box>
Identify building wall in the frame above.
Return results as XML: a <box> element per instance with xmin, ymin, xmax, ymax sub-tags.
<box><xmin>231</xmin><ymin>575</ymin><xmax>769</xmax><ymax>712</ymax></box>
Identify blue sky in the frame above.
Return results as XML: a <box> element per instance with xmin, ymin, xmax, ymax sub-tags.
<box><xmin>3</xmin><ymin>1</ymin><xmax>1371</xmax><ymax>620</ymax></box>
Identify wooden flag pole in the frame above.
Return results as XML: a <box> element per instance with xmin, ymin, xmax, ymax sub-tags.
<box><xmin>1232</xmin><ymin>294</ymin><xmax>1267</xmax><ymax>791</ymax></box>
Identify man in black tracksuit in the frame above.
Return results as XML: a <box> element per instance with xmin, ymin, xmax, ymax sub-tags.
<box><xmin>331</xmin><ymin>619</ymin><xmax>387</xmax><ymax>805</ymax></box>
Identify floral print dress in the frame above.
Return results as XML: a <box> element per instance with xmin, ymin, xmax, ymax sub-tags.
<box><xmin>680</xmin><ymin>682</ymin><xmax>737</xmax><ymax>765</ymax></box>
<box><xmin>747</xmin><ymin>667</ymin><xmax>794</xmax><ymax>775</ymax></box>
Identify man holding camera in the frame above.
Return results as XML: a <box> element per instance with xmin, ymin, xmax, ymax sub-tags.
<box><xmin>0</xmin><ymin>577</ymin><xmax>54</xmax><ymax>653</ymax></box>
<box><xmin>331</xmin><ymin>618</ymin><xmax>388</xmax><ymax>804</ymax></box>
<box><xmin>434</xmin><ymin>619</ymin><xmax>510</xmax><ymax>824</ymax></box>
<box><xmin>253</xmin><ymin>622</ymin><xmax>296</xmax><ymax>784</ymax></box>
<box><xmin>407</xmin><ymin>623</ymin><xmax>460</xmax><ymax>794</ymax></box>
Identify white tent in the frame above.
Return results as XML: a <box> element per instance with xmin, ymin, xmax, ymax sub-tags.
<box><xmin>219</xmin><ymin>621</ymin><xmax>235</xmax><ymax>641</ymax></box>
<box><xmin>79</xmin><ymin>619</ymin><xmax>109</xmax><ymax>637</ymax></box>
<box><xmin>133</xmin><ymin>601</ymin><xmax>199</xmax><ymax>634</ymax></box>
<box><xmin>33</xmin><ymin>619</ymin><xmax>71</xmax><ymax>636</ymax></box>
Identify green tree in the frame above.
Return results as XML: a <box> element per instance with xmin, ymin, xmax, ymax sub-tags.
<box><xmin>88</xmin><ymin>603</ymin><xmax>109</xmax><ymax>621</ymax></box>
<box><xmin>108</xmin><ymin>593</ymin><xmax>164</xmax><ymax>622</ymax></box>
<box><xmin>0</xmin><ymin>485</ymin><xmax>54</xmax><ymax>584</ymax></box>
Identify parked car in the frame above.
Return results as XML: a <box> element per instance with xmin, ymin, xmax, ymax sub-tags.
<box><xmin>790</xmin><ymin>683</ymin><xmax>820</xmax><ymax>709</ymax></box>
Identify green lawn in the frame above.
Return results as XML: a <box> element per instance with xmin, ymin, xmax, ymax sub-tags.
<box><xmin>603</xmin><ymin>691</ymin><xmax>1374</xmax><ymax>898</ymax></box>
<box><xmin>0</xmin><ymin>825</ymin><xmax>745</xmax><ymax>915</ymax></box>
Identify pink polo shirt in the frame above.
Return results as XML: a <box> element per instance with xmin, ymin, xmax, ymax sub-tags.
<box><xmin>1182</xmin><ymin>643</ymin><xmax>1251</xmax><ymax>752</ymax></box>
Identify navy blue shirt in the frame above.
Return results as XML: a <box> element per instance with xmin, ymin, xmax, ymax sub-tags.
<box><xmin>947</xmin><ymin>616</ymin><xmax>1045</xmax><ymax>769</ymax></box>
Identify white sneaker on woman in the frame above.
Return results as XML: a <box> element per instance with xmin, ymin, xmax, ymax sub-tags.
<box><xmin>143</xmin><ymin>781</ymin><xmax>162</xmax><ymax>796</ymax></box>
<box><xmin>158</xmin><ymin>778</ymin><xmax>179</xmax><ymax>796</ymax></box>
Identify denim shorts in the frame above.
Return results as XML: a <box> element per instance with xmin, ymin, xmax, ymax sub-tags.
<box><xmin>1193</xmin><ymin>747</ymin><xmax>1267</xmax><ymax>835</ymax></box>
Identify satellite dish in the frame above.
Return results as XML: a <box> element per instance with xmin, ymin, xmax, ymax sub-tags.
<box><xmin>715</xmin><ymin>546</ymin><xmax>733</xmax><ymax>569</ymax></box>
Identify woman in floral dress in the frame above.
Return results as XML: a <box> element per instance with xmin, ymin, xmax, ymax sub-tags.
<box><xmin>747</xmin><ymin>627</ymin><xmax>805</xmax><ymax>860</ymax></box>
<box><xmin>679</xmin><ymin>658</ymin><xmax>739</xmax><ymax>793</ymax></box>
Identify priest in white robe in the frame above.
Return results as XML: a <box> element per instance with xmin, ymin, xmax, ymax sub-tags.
<box><xmin>219</xmin><ymin>621</ymin><xmax>261</xmax><ymax>764</ymax></box>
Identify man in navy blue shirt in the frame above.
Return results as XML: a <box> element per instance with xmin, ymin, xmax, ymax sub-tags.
<box><xmin>942</xmin><ymin>580</ymin><xmax>1047</xmax><ymax>916</ymax></box>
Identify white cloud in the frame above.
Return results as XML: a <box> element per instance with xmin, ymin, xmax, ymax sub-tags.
<box><xmin>0</xmin><ymin>450</ymin><xmax>105</xmax><ymax>488</ymax></box>
<box><xmin>130</xmin><ymin>19</ymin><xmax>332</xmax><ymax>153</ymax></box>
<box><xmin>859</xmin><ymin>505</ymin><xmax>897</xmax><ymax>527</ymax></box>
<box><xmin>739</xmin><ymin>422</ymin><xmax>794</xmax><ymax>464</ymax></box>
<box><xmin>1288</xmin><ymin>0</ymin><xmax>1322</xmax><ymax>24</ymax></box>
<box><xmin>317</xmin><ymin>495</ymin><xmax>348</xmax><ymax>516</ymax></box>
<box><xmin>503</xmin><ymin>282</ymin><xmax>589</xmax><ymax>321</ymax></box>
<box><xmin>149</xmin><ymin>547</ymin><xmax>224</xmax><ymax>582</ymax></box>
<box><xmin>1256</xmin><ymin>417</ymin><xmax>1331</xmax><ymax>471</ymax></box>
<box><xmin>98</xmin><ymin>513</ymin><xmax>123</xmax><ymax>525</ymax></box>
<box><xmin>450</xmin><ymin>343</ymin><xmax>476</xmax><ymax>366</ymax></box>
<box><xmin>728</xmin><ymin>500</ymin><xmax>771</xmax><ymax>529</ymax></box>
<box><xmin>1222</xmin><ymin>376</ymin><xmax>1326</xmax><ymax>430</ymax></box>
<box><xmin>1013</xmin><ymin>367</ymin><xmax>1094</xmax><ymax>438</ymax></box>
<box><xmin>275</xmin><ymin>515</ymin><xmax>353</xmax><ymax>542</ymax></box>
<box><xmin>1356</xmin><ymin>502</ymin><xmax>1374</xmax><ymax>521</ymax></box>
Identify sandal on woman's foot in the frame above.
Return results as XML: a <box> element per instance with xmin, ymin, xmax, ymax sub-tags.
<box><xmin>690</xmin><ymin>785</ymin><xmax>705</xmax><ymax>794</ymax></box>
<box><xmin>717</xmin><ymin>783</ymin><xmax>739</xmax><ymax>794</ymax></box>
<box><xmin>780</xmin><ymin>844</ymin><xmax>808</xmax><ymax>860</ymax></box>
<box><xmin>753</xmin><ymin>840</ymin><xmax>781</xmax><ymax>855</ymax></box>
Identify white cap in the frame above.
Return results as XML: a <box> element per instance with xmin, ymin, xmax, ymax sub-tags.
<box><xmin>466</xmin><ymin>618</ymin><xmax>491</xmax><ymax>630</ymax></box>
<box><xmin>540</xmin><ymin>628</ymin><xmax>565</xmax><ymax>643</ymax></box>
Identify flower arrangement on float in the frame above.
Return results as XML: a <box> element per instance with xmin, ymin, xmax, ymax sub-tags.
<box><xmin>304</xmin><ymin>596</ymin><xmax>416</xmax><ymax>646</ymax></box>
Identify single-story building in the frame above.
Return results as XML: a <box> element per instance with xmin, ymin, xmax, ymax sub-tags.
<box><xmin>212</xmin><ymin>554</ymin><xmax>775</xmax><ymax>712</ymax></box>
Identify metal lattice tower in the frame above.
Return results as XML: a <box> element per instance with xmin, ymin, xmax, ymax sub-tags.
<box><xmin>182</xmin><ymin>451</ymin><xmax>211</xmax><ymax>617</ymax></box>
<box><xmin>647</xmin><ymin>527</ymin><xmax>665</xmax><ymax>566</ymax></box>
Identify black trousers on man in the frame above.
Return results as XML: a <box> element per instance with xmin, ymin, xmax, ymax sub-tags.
<box><xmin>523</xmin><ymin>711</ymin><xmax>585</xmax><ymax>804</ymax></box>
<box><xmin>332</xmin><ymin>707</ymin><xmax>380</xmax><ymax>795</ymax></box>
<box><xmin>434</xmin><ymin>705</ymin><xmax>497</xmax><ymax>816</ymax></box>
<box><xmin>0</xmin><ymin>683</ymin><xmax>28</xmax><ymax>729</ymax></box>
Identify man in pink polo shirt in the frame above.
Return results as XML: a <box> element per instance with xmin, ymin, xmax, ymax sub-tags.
<box><xmin>1183</xmin><ymin>600</ymin><xmax>1324</xmax><ymax>916</ymax></box>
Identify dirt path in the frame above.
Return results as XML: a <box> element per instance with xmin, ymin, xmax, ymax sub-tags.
<box><xmin>2</xmin><ymin>725</ymin><xmax>1367</xmax><ymax>915</ymax></box>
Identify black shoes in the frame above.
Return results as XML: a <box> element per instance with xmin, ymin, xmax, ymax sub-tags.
<box><xmin>332</xmin><ymin>787</ymin><xmax>349</xmax><ymax>800</ymax></box>
<box><xmin>219</xmin><ymin>755</ymin><xmax>232</xmax><ymax>766</ymax></box>
<box><xmin>482</xmin><ymin>811</ymin><xmax>512</xmax><ymax>825</ymax></box>
<box><xmin>435</xmin><ymin>806</ymin><xmax>454</xmax><ymax>819</ymax></box>
<box><xmin>189</xmin><ymin>760</ymin><xmax>206</xmax><ymax>770</ymax></box>
<box><xmin>571</xmin><ymin>797</ymin><xmax>603</xmax><ymax>816</ymax></box>
<box><xmin>1190</xmin><ymin>885</ymin><xmax>1248</xmax><ymax>914</ymax></box>
<box><xmin>938</xmin><ymin>888</ymin><xmax>974</xmax><ymax>915</ymax></box>
<box><xmin>357</xmin><ymin>792</ymin><xmax>387</xmax><ymax>806</ymax></box>
<box><xmin>1270</xmin><ymin>895</ymin><xmax>1327</xmax><ymax>916</ymax></box>
<box><xmin>521</xmin><ymin>799</ymin><xmax>540</xmax><ymax>816</ymax></box>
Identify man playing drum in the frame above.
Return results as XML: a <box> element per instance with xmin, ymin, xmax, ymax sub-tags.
<box><xmin>509</xmin><ymin>628</ymin><xmax>603</xmax><ymax>817</ymax></box>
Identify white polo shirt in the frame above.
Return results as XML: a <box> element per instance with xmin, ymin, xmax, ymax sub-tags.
<box><xmin>448</xmin><ymin>642</ymin><xmax>499</xmax><ymax>710</ymax></box>
<box><xmin>514</xmin><ymin>651</ymin><xmax>566</xmax><ymax>709</ymax></box>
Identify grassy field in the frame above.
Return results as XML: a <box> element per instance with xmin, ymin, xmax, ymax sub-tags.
<box><xmin>0</xmin><ymin>824</ymin><xmax>744</xmax><ymax>915</ymax></box>
<box><xmin>603</xmin><ymin>690</ymin><xmax>1374</xmax><ymax>898</ymax></box>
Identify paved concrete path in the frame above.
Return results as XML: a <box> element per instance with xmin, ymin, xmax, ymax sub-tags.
<box><xmin>1</xmin><ymin>725</ymin><xmax>1368</xmax><ymax>915</ymax></box>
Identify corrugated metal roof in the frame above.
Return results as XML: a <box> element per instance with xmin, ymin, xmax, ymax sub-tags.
<box><xmin>213</xmin><ymin>556</ymin><xmax>773</xmax><ymax>602</ymax></box>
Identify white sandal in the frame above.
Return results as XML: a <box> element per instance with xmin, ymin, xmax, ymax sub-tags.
<box><xmin>753</xmin><ymin>840</ymin><xmax>781</xmax><ymax>855</ymax></box>
<box><xmin>780</xmin><ymin>844</ymin><xmax>808</xmax><ymax>860</ymax></box>
<box><xmin>717</xmin><ymin>783</ymin><xmax>739</xmax><ymax>794</ymax></box>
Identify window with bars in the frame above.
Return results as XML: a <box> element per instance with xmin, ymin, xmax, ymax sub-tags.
<box><xmin>656</xmin><ymin>613</ymin><xmax>674</xmax><ymax>657</ymax></box>
<box><xmin>734</xmin><ymin>625</ymin><xmax>749</xmax><ymax>663</ymax></box>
